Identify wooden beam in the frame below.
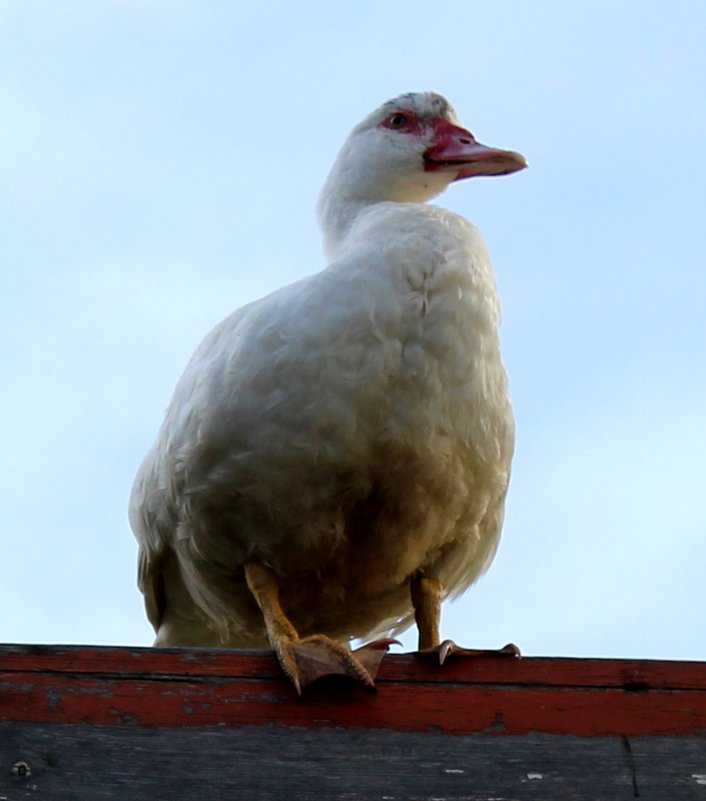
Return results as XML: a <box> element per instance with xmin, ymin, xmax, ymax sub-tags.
<box><xmin>2</xmin><ymin>643</ymin><xmax>705</xmax><ymax>735</ymax></box>
<box><xmin>2</xmin><ymin>644</ymin><xmax>705</xmax><ymax>800</ymax></box>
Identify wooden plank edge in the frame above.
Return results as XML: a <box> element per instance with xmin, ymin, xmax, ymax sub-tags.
<box><xmin>1</xmin><ymin>643</ymin><xmax>706</xmax><ymax>690</ymax></box>
<box><xmin>2</xmin><ymin>646</ymin><xmax>706</xmax><ymax>737</ymax></box>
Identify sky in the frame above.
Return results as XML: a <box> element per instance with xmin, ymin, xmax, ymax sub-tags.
<box><xmin>1</xmin><ymin>1</ymin><xmax>704</xmax><ymax>662</ymax></box>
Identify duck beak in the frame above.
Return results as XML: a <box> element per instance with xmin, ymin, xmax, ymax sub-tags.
<box><xmin>424</xmin><ymin>120</ymin><xmax>527</xmax><ymax>180</ymax></box>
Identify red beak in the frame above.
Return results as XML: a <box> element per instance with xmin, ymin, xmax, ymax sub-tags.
<box><xmin>424</xmin><ymin>119</ymin><xmax>527</xmax><ymax>180</ymax></box>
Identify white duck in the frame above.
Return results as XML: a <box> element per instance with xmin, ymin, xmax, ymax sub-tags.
<box><xmin>130</xmin><ymin>92</ymin><xmax>526</xmax><ymax>692</ymax></box>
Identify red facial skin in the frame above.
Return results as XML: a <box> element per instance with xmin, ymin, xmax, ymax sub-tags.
<box><xmin>379</xmin><ymin>110</ymin><xmax>527</xmax><ymax>180</ymax></box>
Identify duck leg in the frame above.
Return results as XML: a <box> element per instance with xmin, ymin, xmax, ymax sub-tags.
<box><xmin>244</xmin><ymin>561</ymin><xmax>393</xmax><ymax>694</ymax></box>
<box><xmin>411</xmin><ymin>574</ymin><xmax>443</xmax><ymax>650</ymax></box>
<box><xmin>411</xmin><ymin>573</ymin><xmax>520</xmax><ymax>663</ymax></box>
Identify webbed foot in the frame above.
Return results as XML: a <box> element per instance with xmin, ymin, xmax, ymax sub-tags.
<box><xmin>282</xmin><ymin>635</ymin><xmax>397</xmax><ymax>693</ymax></box>
<box><xmin>419</xmin><ymin>640</ymin><xmax>521</xmax><ymax>665</ymax></box>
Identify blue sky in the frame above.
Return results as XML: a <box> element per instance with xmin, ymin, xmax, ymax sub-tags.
<box><xmin>2</xmin><ymin>2</ymin><xmax>704</xmax><ymax>660</ymax></box>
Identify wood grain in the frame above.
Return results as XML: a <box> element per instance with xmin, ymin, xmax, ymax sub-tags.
<box><xmin>2</xmin><ymin>645</ymin><xmax>706</xmax><ymax>799</ymax></box>
<box><xmin>2</xmin><ymin>644</ymin><xmax>706</xmax><ymax>736</ymax></box>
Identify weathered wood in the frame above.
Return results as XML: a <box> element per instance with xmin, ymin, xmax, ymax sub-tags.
<box><xmin>4</xmin><ymin>643</ymin><xmax>706</xmax><ymax>690</ymax></box>
<box><xmin>1</xmin><ymin>645</ymin><xmax>705</xmax><ymax>799</ymax></box>
<box><xmin>2</xmin><ymin>723</ymin><xmax>706</xmax><ymax>800</ymax></box>
<box><xmin>2</xmin><ymin>644</ymin><xmax>706</xmax><ymax>736</ymax></box>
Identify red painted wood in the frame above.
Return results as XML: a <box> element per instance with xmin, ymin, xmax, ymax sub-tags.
<box><xmin>3</xmin><ymin>644</ymin><xmax>706</xmax><ymax>688</ymax></box>
<box><xmin>2</xmin><ymin>644</ymin><xmax>706</xmax><ymax>737</ymax></box>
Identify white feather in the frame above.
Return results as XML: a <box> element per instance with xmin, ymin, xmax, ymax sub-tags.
<box><xmin>129</xmin><ymin>92</ymin><xmax>517</xmax><ymax>648</ymax></box>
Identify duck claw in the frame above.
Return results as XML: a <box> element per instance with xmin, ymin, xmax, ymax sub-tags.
<box><xmin>287</xmin><ymin>636</ymin><xmax>398</xmax><ymax>693</ymax></box>
<box><xmin>418</xmin><ymin>640</ymin><xmax>521</xmax><ymax>665</ymax></box>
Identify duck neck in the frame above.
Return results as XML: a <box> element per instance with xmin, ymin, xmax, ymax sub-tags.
<box><xmin>317</xmin><ymin>188</ymin><xmax>372</xmax><ymax>262</ymax></box>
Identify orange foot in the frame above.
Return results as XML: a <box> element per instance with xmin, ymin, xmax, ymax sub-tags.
<box><xmin>285</xmin><ymin>636</ymin><xmax>398</xmax><ymax>694</ymax></box>
<box><xmin>419</xmin><ymin>640</ymin><xmax>521</xmax><ymax>665</ymax></box>
<box><xmin>244</xmin><ymin>561</ymin><xmax>399</xmax><ymax>694</ymax></box>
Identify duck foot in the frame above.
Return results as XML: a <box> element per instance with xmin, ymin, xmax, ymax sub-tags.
<box><xmin>418</xmin><ymin>640</ymin><xmax>521</xmax><ymax>665</ymax></box>
<box><xmin>287</xmin><ymin>636</ymin><xmax>398</xmax><ymax>693</ymax></box>
<box><xmin>244</xmin><ymin>562</ymin><xmax>398</xmax><ymax>694</ymax></box>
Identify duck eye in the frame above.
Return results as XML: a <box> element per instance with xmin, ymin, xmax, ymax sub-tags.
<box><xmin>388</xmin><ymin>113</ymin><xmax>408</xmax><ymax>128</ymax></box>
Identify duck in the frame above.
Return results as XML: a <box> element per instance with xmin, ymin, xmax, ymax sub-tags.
<box><xmin>129</xmin><ymin>91</ymin><xmax>526</xmax><ymax>693</ymax></box>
